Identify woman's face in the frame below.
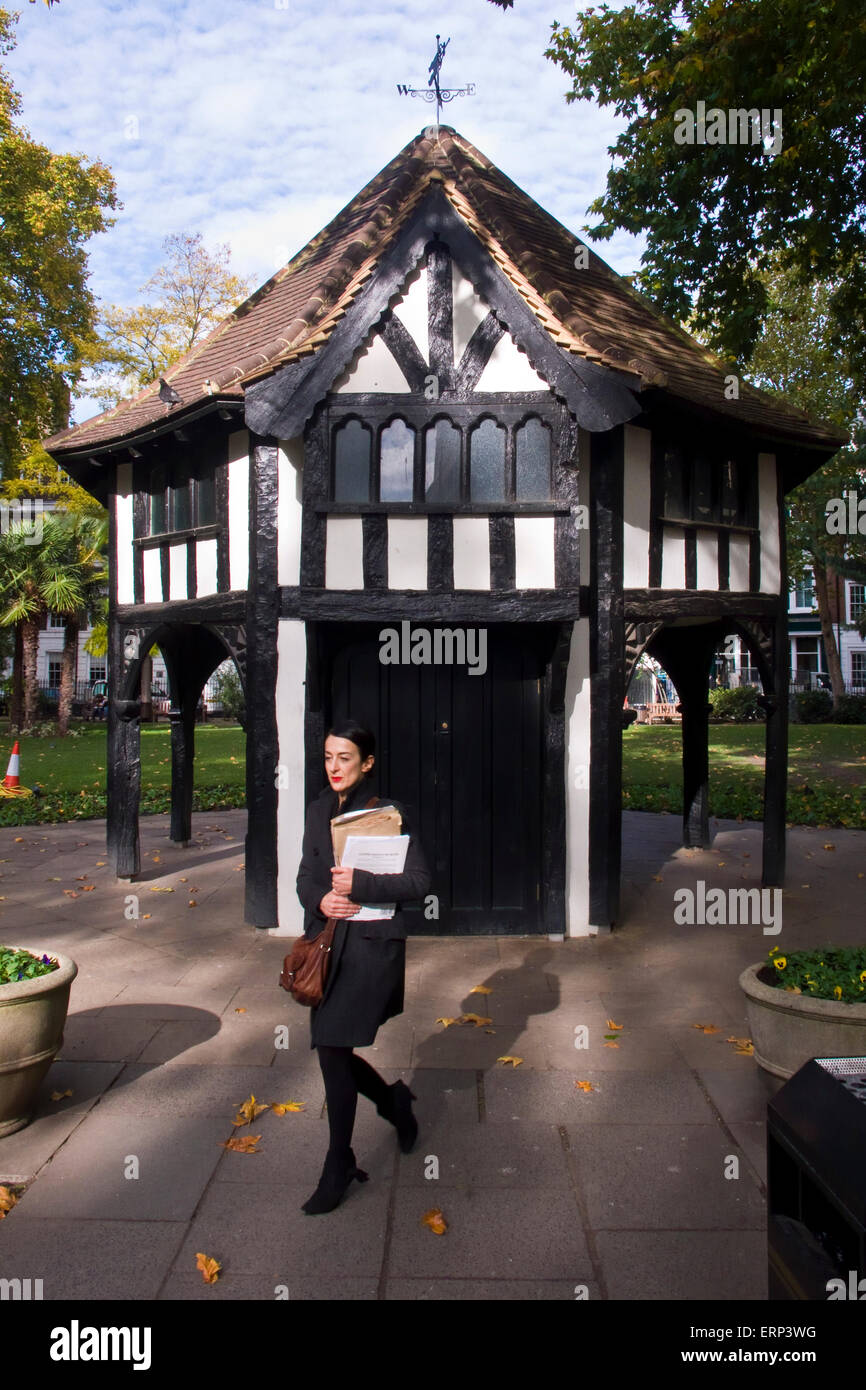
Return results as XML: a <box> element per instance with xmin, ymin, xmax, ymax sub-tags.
<box><xmin>324</xmin><ymin>735</ymin><xmax>374</xmax><ymax>795</ymax></box>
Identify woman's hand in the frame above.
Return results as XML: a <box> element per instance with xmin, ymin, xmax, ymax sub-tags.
<box><xmin>319</xmin><ymin>890</ymin><xmax>361</xmax><ymax>918</ymax></box>
<box><xmin>330</xmin><ymin>865</ymin><xmax>354</xmax><ymax>896</ymax></box>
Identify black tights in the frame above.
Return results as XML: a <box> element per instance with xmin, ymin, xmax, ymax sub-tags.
<box><xmin>316</xmin><ymin>1046</ymin><xmax>392</xmax><ymax>1157</ymax></box>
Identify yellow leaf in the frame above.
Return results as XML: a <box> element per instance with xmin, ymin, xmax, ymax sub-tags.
<box><xmin>484</xmin><ymin>1029</ymin><xmax>496</xmax><ymax>1034</ymax></box>
<box><xmin>823</xmin><ymin>843</ymin><xmax>836</xmax><ymax>851</ymax></box>
<box><xmin>195</xmin><ymin>1252</ymin><xmax>221</xmax><ymax>1283</ymax></box>
<box><xmin>692</xmin><ymin>1023</ymin><xmax>719</xmax><ymax>1034</ymax></box>
<box><xmin>421</xmin><ymin>1207</ymin><xmax>448</xmax><ymax>1235</ymax></box>
<box><xmin>497</xmin><ymin>1055</ymin><xmax>523</xmax><ymax>1067</ymax></box>
<box><xmin>460</xmin><ymin>1013</ymin><xmax>493</xmax><ymax>1027</ymax></box>
<box><xmin>141</xmin><ymin>913</ymin><xmax>151</xmax><ymax>920</ymax></box>
<box><xmin>149</xmin><ymin>886</ymin><xmax>174</xmax><ymax>893</ymax></box>
<box><xmin>233</xmin><ymin>1094</ymin><xmax>270</xmax><ymax>1126</ymax></box>
<box><xmin>270</xmin><ymin>1101</ymin><xmax>306</xmax><ymax>1114</ymax></box>
<box><xmin>95</xmin><ymin>861</ymin><xmax>105</xmax><ymax>866</ymax></box>
<box><xmin>221</xmin><ymin>1134</ymin><xmax>262</xmax><ymax>1153</ymax></box>
<box><xmin>606</xmin><ymin>1019</ymin><xmax>623</xmax><ymax>1030</ymax></box>
<box><xmin>435</xmin><ymin>1017</ymin><xmax>458</xmax><ymax>1028</ymax></box>
<box><xmin>63</xmin><ymin>890</ymin><xmax>79</xmax><ymax>898</ymax></box>
<box><xmin>653</xmin><ymin>875</ymin><xmax>663</xmax><ymax>882</ymax></box>
<box><xmin>0</xmin><ymin>1186</ymin><xmax>19</xmax><ymax>1217</ymax></box>
<box><xmin>234</xmin><ymin>1007</ymin><xmax>247</xmax><ymax>1014</ymax></box>
<box><xmin>603</xmin><ymin>1041</ymin><xmax>619</xmax><ymax>1048</ymax></box>
<box><xmin>188</xmin><ymin>900</ymin><xmax>197</xmax><ymax>907</ymax></box>
<box><xmin>82</xmin><ymin>885</ymin><xmax>95</xmax><ymax>892</ymax></box>
<box><xmin>50</xmin><ymin>1089</ymin><xmax>73</xmax><ymax>1101</ymax></box>
<box><xmin>575</xmin><ymin>1080</ymin><xmax>594</xmax><ymax>1092</ymax></box>
<box><xmin>469</xmin><ymin>985</ymin><xmax>492</xmax><ymax>994</ymax></box>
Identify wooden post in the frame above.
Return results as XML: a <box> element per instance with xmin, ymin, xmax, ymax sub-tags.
<box><xmin>244</xmin><ymin>436</ymin><xmax>279</xmax><ymax>927</ymax></box>
<box><xmin>588</xmin><ymin>426</ymin><xmax>624</xmax><ymax>929</ymax></box>
<box><xmin>169</xmin><ymin>699</ymin><xmax>195</xmax><ymax>844</ymax></box>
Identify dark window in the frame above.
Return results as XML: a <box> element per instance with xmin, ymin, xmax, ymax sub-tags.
<box><xmin>196</xmin><ymin>471</ymin><xmax>216</xmax><ymax>526</ymax></box>
<box><xmin>692</xmin><ymin>454</ymin><xmax>714</xmax><ymax>523</ymax></box>
<box><xmin>662</xmin><ymin>441</ymin><xmax>756</xmax><ymax>528</ymax></box>
<box><xmin>469</xmin><ymin>418</ymin><xmax>506</xmax><ymax>501</ymax></box>
<box><xmin>334</xmin><ymin>419</ymin><xmax>371</xmax><ymax>502</ymax></box>
<box><xmin>149</xmin><ymin>463</ymin><xmax>167</xmax><ymax>534</ymax></box>
<box><xmin>171</xmin><ymin>479</ymin><xmax>191</xmax><ymax>532</ymax></box>
<box><xmin>425</xmin><ymin>419</ymin><xmax>461</xmax><ymax>502</ymax></box>
<box><xmin>147</xmin><ymin>462</ymin><xmax>217</xmax><ymax>534</ymax></box>
<box><xmin>379</xmin><ymin>419</ymin><xmax>415</xmax><ymax>501</ymax></box>
<box><xmin>515</xmin><ymin>417</ymin><xmax>551</xmax><ymax>500</ymax></box>
<box><xmin>662</xmin><ymin>443</ymin><xmax>688</xmax><ymax>521</ymax></box>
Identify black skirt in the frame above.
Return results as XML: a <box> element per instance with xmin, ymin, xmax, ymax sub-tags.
<box><xmin>309</xmin><ymin>916</ymin><xmax>406</xmax><ymax>1048</ymax></box>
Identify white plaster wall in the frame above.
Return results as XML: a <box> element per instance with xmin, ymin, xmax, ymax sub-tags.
<box><xmin>325</xmin><ymin>517</ymin><xmax>364</xmax><ymax>588</ymax></box>
<box><xmin>564</xmin><ymin>618</ymin><xmax>591</xmax><ymax>936</ymax></box>
<box><xmin>332</xmin><ymin>331</ymin><xmax>410</xmax><ymax>393</ymax></box>
<box><xmin>452</xmin><ymin>262</ymin><xmax>487</xmax><ymax>362</ymax></box>
<box><xmin>696</xmin><ymin>532</ymin><xmax>718</xmax><ymax>590</ymax></box>
<box><xmin>228</xmin><ymin>429</ymin><xmax>250</xmax><ymax>591</ymax></box>
<box><xmin>143</xmin><ymin>548</ymin><xmax>162</xmax><ymax>604</ymax></box>
<box><xmin>758</xmin><ymin>453</ymin><xmax>780</xmax><ymax>593</ymax></box>
<box><xmin>392</xmin><ymin>263</ymin><xmax>429</xmax><ymax>363</ymax></box>
<box><xmin>729</xmin><ymin>534</ymin><xmax>750</xmax><ymax>590</ymax></box>
<box><xmin>452</xmin><ymin>517</ymin><xmax>490</xmax><ymax>589</ymax></box>
<box><xmin>277</xmin><ymin>436</ymin><xmax>304</xmax><ymax>587</ymax></box>
<box><xmin>661</xmin><ymin>526</ymin><xmax>686</xmax><ymax>589</ymax></box>
<box><xmin>168</xmin><ymin>543</ymin><xmax>187</xmax><ymax>600</ymax></box>
<box><xmin>622</xmin><ymin>424</ymin><xmax>651</xmax><ymax>588</ymax></box>
<box><xmin>196</xmin><ymin>537</ymin><xmax>218</xmax><ymax>596</ymax></box>
<box><xmin>474</xmin><ymin>333</ymin><xmax>549</xmax><ymax>391</ymax></box>
<box><xmin>274</xmin><ymin>618</ymin><xmax>308</xmax><ymax>937</ymax></box>
<box><xmin>514</xmin><ymin>517</ymin><xmax>555</xmax><ymax>588</ymax></box>
<box><xmin>388</xmin><ymin>517</ymin><xmax>427</xmax><ymax>590</ymax></box>
<box><xmin>114</xmin><ymin>462</ymin><xmax>135</xmax><ymax>604</ymax></box>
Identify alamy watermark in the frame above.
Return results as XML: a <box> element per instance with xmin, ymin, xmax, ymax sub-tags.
<box><xmin>674</xmin><ymin>881</ymin><xmax>782</xmax><ymax>934</ymax></box>
<box><xmin>0</xmin><ymin>498</ymin><xmax>43</xmax><ymax>544</ymax></box>
<box><xmin>379</xmin><ymin>621</ymin><xmax>487</xmax><ymax>675</ymax></box>
<box><xmin>674</xmin><ymin>101</ymin><xmax>783</xmax><ymax>158</ymax></box>
<box><xmin>825</xmin><ymin>491</ymin><xmax>866</xmax><ymax>535</ymax></box>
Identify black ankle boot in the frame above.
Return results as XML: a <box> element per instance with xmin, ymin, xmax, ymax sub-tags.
<box><xmin>378</xmin><ymin>1080</ymin><xmax>418</xmax><ymax>1154</ymax></box>
<box><xmin>301</xmin><ymin>1148</ymin><xmax>368</xmax><ymax>1215</ymax></box>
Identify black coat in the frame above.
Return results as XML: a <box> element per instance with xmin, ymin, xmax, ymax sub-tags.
<box><xmin>295</xmin><ymin>775</ymin><xmax>431</xmax><ymax>1047</ymax></box>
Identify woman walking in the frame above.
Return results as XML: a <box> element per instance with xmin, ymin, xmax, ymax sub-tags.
<box><xmin>296</xmin><ymin>720</ymin><xmax>431</xmax><ymax>1215</ymax></box>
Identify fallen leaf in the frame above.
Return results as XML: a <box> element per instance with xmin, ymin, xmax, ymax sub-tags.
<box><xmin>497</xmin><ymin>1056</ymin><xmax>523</xmax><ymax>1067</ymax></box>
<box><xmin>603</xmin><ymin>1033</ymin><xmax>621</xmax><ymax>1041</ymax></box>
<box><xmin>141</xmin><ymin>913</ymin><xmax>151</xmax><ymax>920</ymax></box>
<box><xmin>484</xmin><ymin>1029</ymin><xmax>496</xmax><ymax>1034</ymax></box>
<box><xmin>50</xmin><ymin>1089</ymin><xmax>73</xmax><ymax>1101</ymax></box>
<box><xmin>823</xmin><ymin>843</ymin><xmax>836</xmax><ymax>851</ymax></box>
<box><xmin>653</xmin><ymin>874</ymin><xmax>663</xmax><ymax>882</ymax></box>
<box><xmin>603</xmin><ymin>1041</ymin><xmax>619</xmax><ymax>1048</ymax></box>
<box><xmin>149</xmin><ymin>885</ymin><xmax>174</xmax><ymax>893</ymax></box>
<box><xmin>233</xmin><ymin>1095</ymin><xmax>269</xmax><ymax>1126</ymax></box>
<box><xmin>62</xmin><ymin>890</ymin><xmax>79</xmax><ymax>898</ymax></box>
<box><xmin>0</xmin><ymin>1186</ymin><xmax>19</xmax><ymax>1218</ymax></box>
<box><xmin>195</xmin><ymin>1252</ymin><xmax>221</xmax><ymax>1283</ymax></box>
<box><xmin>188</xmin><ymin>900</ymin><xmax>197</xmax><ymax>908</ymax></box>
<box><xmin>575</xmin><ymin>1080</ymin><xmax>594</xmax><ymax>1092</ymax></box>
<box><xmin>95</xmin><ymin>861</ymin><xmax>105</xmax><ymax>866</ymax></box>
<box><xmin>82</xmin><ymin>885</ymin><xmax>95</xmax><ymax>892</ymax></box>
<box><xmin>221</xmin><ymin>1134</ymin><xmax>262</xmax><ymax>1153</ymax></box>
<box><xmin>234</xmin><ymin>1007</ymin><xmax>247</xmax><ymax>1014</ymax></box>
<box><xmin>14</xmin><ymin>837</ymin><xmax>23</xmax><ymax>842</ymax></box>
<box><xmin>270</xmin><ymin>1101</ymin><xmax>306</xmax><ymax>1115</ymax></box>
<box><xmin>718</xmin><ymin>862</ymin><xmax>725</xmax><ymax>867</ymax></box>
<box><xmin>469</xmin><ymin>985</ymin><xmax>492</xmax><ymax>995</ymax></box>
<box><xmin>460</xmin><ymin>1013</ymin><xmax>493</xmax><ymax>1027</ymax></box>
<box><xmin>421</xmin><ymin>1208</ymin><xmax>448</xmax><ymax>1235</ymax></box>
<box><xmin>435</xmin><ymin>1017</ymin><xmax>459</xmax><ymax>1028</ymax></box>
<box><xmin>692</xmin><ymin>1023</ymin><xmax>719</xmax><ymax>1034</ymax></box>
<box><xmin>606</xmin><ymin>1019</ymin><xmax>623</xmax><ymax>1031</ymax></box>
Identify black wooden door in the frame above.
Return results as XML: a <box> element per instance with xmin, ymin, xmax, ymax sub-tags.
<box><xmin>324</xmin><ymin>622</ymin><xmax>545</xmax><ymax>933</ymax></box>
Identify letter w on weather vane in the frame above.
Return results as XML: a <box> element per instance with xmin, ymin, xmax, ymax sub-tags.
<box><xmin>397</xmin><ymin>34</ymin><xmax>475</xmax><ymax>125</ymax></box>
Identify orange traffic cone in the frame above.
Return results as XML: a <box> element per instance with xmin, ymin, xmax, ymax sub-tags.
<box><xmin>0</xmin><ymin>741</ymin><xmax>33</xmax><ymax>798</ymax></box>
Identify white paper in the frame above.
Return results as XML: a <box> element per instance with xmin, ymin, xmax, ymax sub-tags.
<box><xmin>340</xmin><ymin>834</ymin><xmax>409</xmax><ymax>921</ymax></box>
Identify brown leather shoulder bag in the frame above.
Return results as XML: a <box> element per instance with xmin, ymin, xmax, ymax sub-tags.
<box><xmin>280</xmin><ymin>795</ymin><xmax>379</xmax><ymax>1006</ymax></box>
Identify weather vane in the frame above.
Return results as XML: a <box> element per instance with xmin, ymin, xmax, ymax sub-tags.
<box><xmin>397</xmin><ymin>34</ymin><xmax>475</xmax><ymax>125</ymax></box>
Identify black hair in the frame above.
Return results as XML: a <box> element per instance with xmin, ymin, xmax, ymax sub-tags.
<box><xmin>325</xmin><ymin>720</ymin><xmax>376</xmax><ymax>764</ymax></box>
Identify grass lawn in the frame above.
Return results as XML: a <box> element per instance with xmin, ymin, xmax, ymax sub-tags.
<box><xmin>623</xmin><ymin>723</ymin><xmax>866</xmax><ymax>829</ymax></box>
<box><xmin>0</xmin><ymin>720</ymin><xmax>864</xmax><ymax>829</ymax></box>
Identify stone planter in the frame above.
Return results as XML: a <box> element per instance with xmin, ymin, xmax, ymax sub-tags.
<box><xmin>740</xmin><ymin>962</ymin><xmax>866</xmax><ymax>1079</ymax></box>
<box><xmin>0</xmin><ymin>952</ymin><xmax>77</xmax><ymax>1138</ymax></box>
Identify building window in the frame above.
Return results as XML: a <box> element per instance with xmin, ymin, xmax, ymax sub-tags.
<box><xmin>515</xmin><ymin>417</ymin><xmax>552</xmax><ymax>500</ymax></box>
<box><xmin>47</xmin><ymin>612</ymin><xmax>65</xmax><ymax>629</ymax></box>
<box><xmin>792</xmin><ymin>575</ymin><xmax>815</xmax><ymax>609</ymax></box>
<box><xmin>47</xmin><ymin>658</ymin><xmax>62</xmax><ymax>688</ymax></box>
<box><xmin>89</xmin><ymin>661</ymin><xmax>107</xmax><ymax>683</ymax></box>
<box><xmin>379</xmin><ymin>419</ymin><xmax>415</xmax><ymax>501</ymax></box>
<box><xmin>469</xmin><ymin>418</ymin><xmax>506</xmax><ymax>501</ymax></box>
<box><xmin>851</xmin><ymin>651</ymin><xmax>866</xmax><ymax>690</ymax></box>
<box><xmin>425</xmin><ymin>419</ymin><xmax>461</xmax><ymax>502</ymax></box>
<box><xmin>333</xmin><ymin>419</ymin><xmax>372</xmax><ymax>502</ymax></box>
<box><xmin>148</xmin><ymin>462</ymin><xmax>217</xmax><ymax>535</ymax></box>
<box><xmin>662</xmin><ymin>442</ymin><xmax>756</xmax><ymax>527</ymax></box>
<box><xmin>793</xmin><ymin>637</ymin><xmax>824</xmax><ymax>677</ymax></box>
<box><xmin>849</xmin><ymin>584</ymin><xmax>866</xmax><ymax>624</ymax></box>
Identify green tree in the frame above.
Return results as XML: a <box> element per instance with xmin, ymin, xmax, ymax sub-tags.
<box><xmin>83</xmin><ymin>232</ymin><xmax>253</xmax><ymax>409</ymax></box>
<box><xmin>744</xmin><ymin>266</ymin><xmax>866</xmax><ymax>702</ymax></box>
<box><xmin>0</xmin><ymin>8</ymin><xmax>117</xmax><ymax>474</ymax></box>
<box><xmin>541</xmin><ymin>0</ymin><xmax>866</xmax><ymax>381</ymax></box>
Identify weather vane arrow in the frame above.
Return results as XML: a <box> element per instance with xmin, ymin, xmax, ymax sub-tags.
<box><xmin>397</xmin><ymin>34</ymin><xmax>475</xmax><ymax>124</ymax></box>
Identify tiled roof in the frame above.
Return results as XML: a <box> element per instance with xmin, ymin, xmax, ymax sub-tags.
<box><xmin>45</xmin><ymin>126</ymin><xmax>845</xmax><ymax>455</ymax></box>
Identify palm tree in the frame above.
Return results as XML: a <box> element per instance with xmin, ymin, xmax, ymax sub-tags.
<box><xmin>0</xmin><ymin>512</ymin><xmax>95</xmax><ymax>732</ymax></box>
<box><xmin>52</xmin><ymin>513</ymin><xmax>108</xmax><ymax>734</ymax></box>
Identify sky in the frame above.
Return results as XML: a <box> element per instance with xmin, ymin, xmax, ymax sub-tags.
<box><xmin>5</xmin><ymin>0</ymin><xmax>646</xmax><ymax>421</ymax></box>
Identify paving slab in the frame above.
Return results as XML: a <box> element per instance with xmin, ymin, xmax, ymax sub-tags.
<box><xmin>0</xmin><ymin>1216</ymin><xmax>186</xmax><ymax>1300</ymax></box>
<box><xmin>595</xmin><ymin>1230</ymin><xmax>768</xmax><ymax>1301</ymax></box>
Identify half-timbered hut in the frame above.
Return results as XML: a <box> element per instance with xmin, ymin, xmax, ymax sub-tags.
<box><xmin>44</xmin><ymin>126</ymin><xmax>845</xmax><ymax>936</ymax></box>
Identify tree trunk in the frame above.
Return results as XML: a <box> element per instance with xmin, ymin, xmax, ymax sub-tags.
<box><xmin>57</xmin><ymin>619</ymin><xmax>80</xmax><ymax>736</ymax></box>
<box><xmin>22</xmin><ymin>621</ymin><xmax>40</xmax><ymax>731</ymax></box>
<box><xmin>10</xmin><ymin>624</ymin><xmax>24</xmax><ymax>731</ymax></box>
<box><xmin>812</xmin><ymin>557</ymin><xmax>845</xmax><ymax>704</ymax></box>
